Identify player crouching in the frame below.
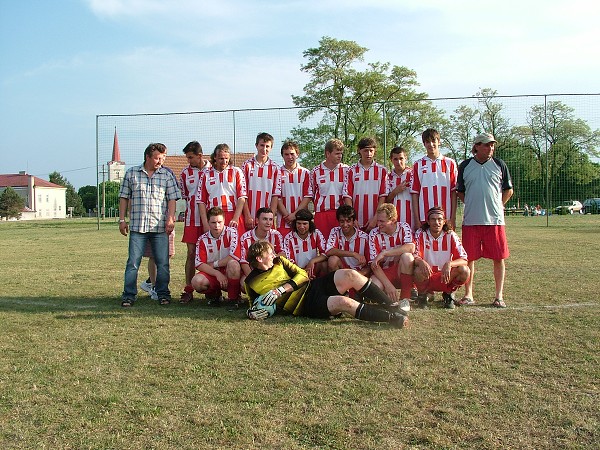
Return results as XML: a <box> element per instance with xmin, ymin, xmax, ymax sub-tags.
<box><xmin>244</xmin><ymin>240</ymin><xmax>409</xmax><ymax>328</ymax></box>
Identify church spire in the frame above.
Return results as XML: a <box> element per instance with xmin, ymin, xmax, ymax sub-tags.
<box><xmin>112</xmin><ymin>127</ymin><xmax>122</xmax><ymax>162</ymax></box>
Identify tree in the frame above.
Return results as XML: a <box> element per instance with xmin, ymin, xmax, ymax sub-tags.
<box><xmin>49</xmin><ymin>171</ymin><xmax>85</xmax><ymax>216</ymax></box>
<box><xmin>291</xmin><ymin>36</ymin><xmax>445</xmax><ymax>165</ymax></box>
<box><xmin>78</xmin><ymin>185</ymin><xmax>98</xmax><ymax>212</ymax></box>
<box><xmin>0</xmin><ymin>187</ymin><xmax>25</xmax><ymax>220</ymax></box>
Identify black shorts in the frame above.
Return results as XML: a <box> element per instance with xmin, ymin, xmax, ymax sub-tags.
<box><xmin>303</xmin><ymin>272</ymin><xmax>342</xmax><ymax>319</ymax></box>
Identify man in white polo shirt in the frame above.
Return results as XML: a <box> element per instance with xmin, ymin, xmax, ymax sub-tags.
<box><xmin>457</xmin><ymin>132</ymin><xmax>513</xmax><ymax>308</ymax></box>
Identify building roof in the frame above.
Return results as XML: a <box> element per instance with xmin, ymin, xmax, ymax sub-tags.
<box><xmin>111</xmin><ymin>128</ymin><xmax>122</xmax><ymax>162</ymax></box>
<box><xmin>164</xmin><ymin>153</ymin><xmax>254</xmax><ymax>180</ymax></box>
<box><xmin>0</xmin><ymin>173</ymin><xmax>66</xmax><ymax>189</ymax></box>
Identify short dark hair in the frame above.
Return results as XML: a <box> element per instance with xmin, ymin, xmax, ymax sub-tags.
<box><xmin>281</xmin><ymin>140</ymin><xmax>300</xmax><ymax>156</ymax></box>
<box><xmin>422</xmin><ymin>206</ymin><xmax>449</xmax><ymax>232</ymax></box>
<box><xmin>256</xmin><ymin>132</ymin><xmax>274</xmax><ymax>146</ymax></box>
<box><xmin>422</xmin><ymin>129</ymin><xmax>440</xmax><ymax>142</ymax></box>
<box><xmin>207</xmin><ymin>206</ymin><xmax>224</xmax><ymax>219</ymax></box>
<box><xmin>358</xmin><ymin>137</ymin><xmax>376</xmax><ymax>149</ymax></box>
<box><xmin>256</xmin><ymin>207</ymin><xmax>273</xmax><ymax>219</ymax></box>
<box><xmin>182</xmin><ymin>141</ymin><xmax>202</xmax><ymax>155</ymax></box>
<box><xmin>336</xmin><ymin>204</ymin><xmax>356</xmax><ymax>221</ymax></box>
<box><xmin>144</xmin><ymin>143</ymin><xmax>167</xmax><ymax>159</ymax></box>
<box><xmin>390</xmin><ymin>146</ymin><xmax>407</xmax><ymax>158</ymax></box>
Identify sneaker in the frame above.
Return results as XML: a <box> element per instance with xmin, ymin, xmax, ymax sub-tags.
<box><xmin>389</xmin><ymin>312</ymin><xmax>409</xmax><ymax>329</ymax></box>
<box><xmin>207</xmin><ymin>296</ymin><xmax>223</xmax><ymax>307</ymax></box>
<box><xmin>492</xmin><ymin>298</ymin><xmax>507</xmax><ymax>308</ymax></box>
<box><xmin>179</xmin><ymin>291</ymin><xmax>194</xmax><ymax>304</ymax></box>
<box><xmin>442</xmin><ymin>292</ymin><xmax>456</xmax><ymax>309</ymax></box>
<box><xmin>140</xmin><ymin>281</ymin><xmax>153</xmax><ymax>294</ymax></box>
<box><xmin>388</xmin><ymin>298</ymin><xmax>411</xmax><ymax>315</ymax></box>
<box><xmin>457</xmin><ymin>297</ymin><xmax>475</xmax><ymax>306</ymax></box>
<box><xmin>150</xmin><ymin>288</ymin><xmax>159</xmax><ymax>301</ymax></box>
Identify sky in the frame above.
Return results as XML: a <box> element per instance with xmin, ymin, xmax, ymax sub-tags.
<box><xmin>1</xmin><ymin>0</ymin><xmax>599</xmax><ymax>189</ymax></box>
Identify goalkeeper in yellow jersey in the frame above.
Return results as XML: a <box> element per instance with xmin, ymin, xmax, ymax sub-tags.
<box><xmin>244</xmin><ymin>241</ymin><xmax>409</xmax><ymax>328</ymax></box>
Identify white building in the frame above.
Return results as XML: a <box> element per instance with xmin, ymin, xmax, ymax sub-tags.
<box><xmin>0</xmin><ymin>172</ymin><xmax>67</xmax><ymax>220</ymax></box>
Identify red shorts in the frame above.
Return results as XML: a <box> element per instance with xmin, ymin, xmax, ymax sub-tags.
<box><xmin>380</xmin><ymin>265</ymin><xmax>401</xmax><ymax>287</ymax></box>
<box><xmin>314</xmin><ymin>210</ymin><xmax>337</xmax><ymax>241</ymax></box>
<box><xmin>461</xmin><ymin>225</ymin><xmax>509</xmax><ymax>261</ymax></box>
<box><xmin>196</xmin><ymin>267</ymin><xmax>227</xmax><ymax>294</ymax></box>
<box><xmin>144</xmin><ymin>230</ymin><xmax>175</xmax><ymax>257</ymax></box>
<box><xmin>415</xmin><ymin>271</ymin><xmax>465</xmax><ymax>294</ymax></box>
<box><xmin>182</xmin><ymin>224</ymin><xmax>202</xmax><ymax>244</ymax></box>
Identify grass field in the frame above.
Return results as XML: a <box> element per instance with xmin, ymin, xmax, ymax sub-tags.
<box><xmin>0</xmin><ymin>216</ymin><xmax>598</xmax><ymax>449</ymax></box>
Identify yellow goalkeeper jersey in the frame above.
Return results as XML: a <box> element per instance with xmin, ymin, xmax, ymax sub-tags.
<box><xmin>244</xmin><ymin>256</ymin><xmax>310</xmax><ymax>316</ymax></box>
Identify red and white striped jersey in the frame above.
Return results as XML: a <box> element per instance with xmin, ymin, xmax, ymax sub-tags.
<box><xmin>278</xmin><ymin>165</ymin><xmax>313</xmax><ymax>232</ymax></box>
<box><xmin>196</xmin><ymin>165</ymin><xmax>247</xmax><ymax>212</ymax></box>
<box><xmin>239</xmin><ymin>228</ymin><xmax>285</xmax><ymax>264</ymax></box>
<box><xmin>410</xmin><ymin>156</ymin><xmax>457</xmax><ymax>223</ymax></box>
<box><xmin>310</xmin><ymin>162</ymin><xmax>349</xmax><ymax>213</ymax></box>
<box><xmin>386</xmin><ymin>168</ymin><xmax>413</xmax><ymax>228</ymax></box>
<box><xmin>343</xmin><ymin>162</ymin><xmax>388</xmax><ymax>228</ymax></box>
<box><xmin>242</xmin><ymin>157</ymin><xmax>282</xmax><ymax>219</ymax></box>
<box><xmin>283</xmin><ymin>230</ymin><xmax>326</xmax><ymax>268</ymax></box>
<box><xmin>368</xmin><ymin>222</ymin><xmax>413</xmax><ymax>269</ymax></box>
<box><xmin>325</xmin><ymin>226</ymin><xmax>370</xmax><ymax>270</ymax></box>
<box><xmin>195</xmin><ymin>226</ymin><xmax>241</xmax><ymax>267</ymax></box>
<box><xmin>179</xmin><ymin>164</ymin><xmax>210</xmax><ymax>227</ymax></box>
<box><xmin>413</xmin><ymin>229</ymin><xmax>468</xmax><ymax>272</ymax></box>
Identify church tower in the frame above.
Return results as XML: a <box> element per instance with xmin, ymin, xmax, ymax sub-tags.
<box><xmin>107</xmin><ymin>128</ymin><xmax>126</xmax><ymax>182</ymax></box>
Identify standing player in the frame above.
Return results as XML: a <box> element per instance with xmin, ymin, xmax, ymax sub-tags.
<box><xmin>413</xmin><ymin>207</ymin><xmax>470</xmax><ymax>309</ymax></box>
<box><xmin>369</xmin><ymin>203</ymin><xmax>415</xmax><ymax>305</ymax></box>
<box><xmin>277</xmin><ymin>141</ymin><xmax>313</xmax><ymax>236</ymax></box>
<box><xmin>239</xmin><ymin>207</ymin><xmax>285</xmax><ymax>285</ymax></box>
<box><xmin>410</xmin><ymin>129</ymin><xmax>458</xmax><ymax>231</ymax></box>
<box><xmin>242</xmin><ymin>132</ymin><xmax>282</xmax><ymax>230</ymax></box>
<box><xmin>197</xmin><ymin>144</ymin><xmax>247</xmax><ymax>236</ymax></box>
<box><xmin>343</xmin><ymin>137</ymin><xmax>387</xmax><ymax>232</ymax></box>
<box><xmin>244</xmin><ymin>241</ymin><xmax>408</xmax><ymax>328</ymax></box>
<box><xmin>282</xmin><ymin>209</ymin><xmax>327</xmax><ymax>279</ymax></box>
<box><xmin>457</xmin><ymin>132</ymin><xmax>513</xmax><ymax>308</ymax></box>
<box><xmin>325</xmin><ymin>205</ymin><xmax>371</xmax><ymax>276</ymax></box>
<box><xmin>310</xmin><ymin>138</ymin><xmax>349</xmax><ymax>241</ymax></box>
<box><xmin>179</xmin><ymin>141</ymin><xmax>211</xmax><ymax>303</ymax></box>
<box><xmin>386</xmin><ymin>146</ymin><xmax>413</xmax><ymax>229</ymax></box>
<box><xmin>191</xmin><ymin>207</ymin><xmax>242</xmax><ymax>307</ymax></box>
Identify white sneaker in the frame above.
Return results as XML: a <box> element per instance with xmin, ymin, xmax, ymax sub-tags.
<box><xmin>398</xmin><ymin>298</ymin><xmax>411</xmax><ymax>313</ymax></box>
<box><xmin>150</xmin><ymin>288</ymin><xmax>159</xmax><ymax>301</ymax></box>
<box><xmin>140</xmin><ymin>281</ymin><xmax>153</xmax><ymax>294</ymax></box>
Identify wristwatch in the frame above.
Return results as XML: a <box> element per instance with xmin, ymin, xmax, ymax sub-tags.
<box><xmin>119</xmin><ymin>219</ymin><xmax>126</xmax><ymax>223</ymax></box>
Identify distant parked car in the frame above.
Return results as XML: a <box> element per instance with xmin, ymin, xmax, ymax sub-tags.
<box><xmin>554</xmin><ymin>200</ymin><xmax>583</xmax><ymax>215</ymax></box>
<box><xmin>582</xmin><ymin>198</ymin><xmax>600</xmax><ymax>214</ymax></box>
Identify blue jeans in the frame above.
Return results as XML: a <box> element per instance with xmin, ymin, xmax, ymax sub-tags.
<box><xmin>122</xmin><ymin>231</ymin><xmax>171</xmax><ymax>300</ymax></box>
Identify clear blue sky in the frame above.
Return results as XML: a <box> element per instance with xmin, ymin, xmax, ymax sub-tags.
<box><xmin>2</xmin><ymin>0</ymin><xmax>598</xmax><ymax>188</ymax></box>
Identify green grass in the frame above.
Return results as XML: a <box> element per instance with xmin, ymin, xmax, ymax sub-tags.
<box><xmin>0</xmin><ymin>216</ymin><xmax>598</xmax><ymax>449</ymax></box>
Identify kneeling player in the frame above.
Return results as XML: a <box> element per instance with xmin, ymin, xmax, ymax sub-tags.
<box><xmin>244</xmin><ymin>241</ymin><xmax>408</xmax><ymax>328</ymax></box>
<box><xmin>282</xmin><ymin>208</ymin><xmax>327</xmax><ymax>279</ymax></box>
<box><xmin>191</xmin><ymin>207</ymin><xmax>242</xmax><ymax>306</ymax></box>
<box><xmin>413</xmin><ymin>206</ymin><xmax>470</xmax><ymax>309</ymax></box>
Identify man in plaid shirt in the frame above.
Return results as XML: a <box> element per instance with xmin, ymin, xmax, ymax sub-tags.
<box><xmin>118</xmin><ymin>143</ymin><xmax>181</xmax><ymax>307</ymax></box>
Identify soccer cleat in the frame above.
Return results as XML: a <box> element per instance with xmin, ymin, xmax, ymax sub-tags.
<box><xmin>388</xmin><ymin>298</ymin><xmax>411</xmax><ymax>315</ymax></box>
<box><xmin>207</xmin><ymin>296</ymin><xmax>223</xmax><ymax>307</ymax></box>
<box><xmin>416</xmin><ymin>292</ymin><xmax>430</xmax><ymax>309</ymax></box>
<box><xmin>140</xmin><ymin>281</ymin><xmax>153</xmax><ymax>294</ymax></box>
<box><xmin>410</xmin><ymin>287</ymin><xmax>418</xmax><ymax>300</ymax></box>
<box><xmin>179</xmin><ymin>291</ymin><xmax>194</xmax><ymax>304</ymax></box>
<box><xmin>389</xmin><ymin>312</ymin><xmax>409</xmax><ymax>329</ymax></box>
<box><xmin>442</xmin><ymin>292</ymin><xmax>456</xmax><ymax>309</ymax></box>
<box><xmin>492</xmin><ymin>298</ymin><xmax>507</xmax><ymax>308</ymax></box>
<box><xmin>150</xmin><ymin>288</ymin><xmax>159</xmax><ymax>301</ymax></box>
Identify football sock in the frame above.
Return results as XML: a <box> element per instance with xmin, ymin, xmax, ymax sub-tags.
<box><xmin>184</xmin><ymin>284</ymin><xmax>194</xmax><ymax>293</ymax></box>
<box><xmin>399</xmin><ymin>273</ymin><xmax>413</xmax><ymax>299</ymax></box>
<box><xmin>355</xmin><ymin>303</ymin><xmax>392</xmax><ymax>323</ymax></box>
<box><xmin>358</xmin><ymin>280</ymin><xmax>391</xmax><ymax>305</ymax></box>
<box><xmin>227</xmin><ymin>278</ymin><xmax>241</xmax><ymax>301</ymax></box>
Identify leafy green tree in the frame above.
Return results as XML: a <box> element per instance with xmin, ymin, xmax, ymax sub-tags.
<box><xmin>291</xmin><ymin>36</ymin><xmax>445</xmax><ymax>166</ymax></box>
<box><xmin>78</xmin><ymin>185</ymin><xmax>98</xmax><ymax>212</ymax></box>
<box><xmin>49</xmin><ymin>171</ymin><xmax>85</xmax><ymax>216</ymax></box>
<box><xmin>0</xmin><ymin>187</ymin><xmax>25</xmax><ymax>220</ymax></box>
<box><xmin>99</xmin><ymin>181</ymin><xmax>121</xmax><ymax>212</ymax></box>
